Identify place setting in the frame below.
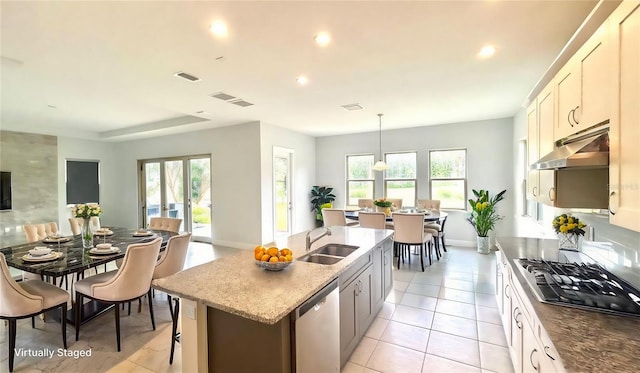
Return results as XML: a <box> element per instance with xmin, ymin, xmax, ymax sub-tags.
<box><xmin>88</xmin><ymin>242</ymin><xmax>121</xmax><ymax>257</ymax></box>
<box><xmin>21</xmin><ymin>246</ymin><xmax>65</xmax><ymax>263</ymax></box>
<box><xmin>133</xmin><ymin>228</ymin><xmax>155</xmax><ymax>237</ymax></box>
<box><xmin>94</xmin><ymin>227</ymin><xmax>114</xmax><ymax>236</ymax></box>
<box><xmin>42</xmin><ymin>234</ymin><xmax>72</xmax><ymax>244</ymax></box>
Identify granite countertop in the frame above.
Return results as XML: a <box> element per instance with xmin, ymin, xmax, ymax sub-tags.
<box><xmin>153</xmin><ymin>227</ymin><xmax>393</xmax><ymax>325</ymax></box>
<box><xmin>496</xmin><ymin>237</ymin><xmax>640</xmax><ymax>373</ymax></box>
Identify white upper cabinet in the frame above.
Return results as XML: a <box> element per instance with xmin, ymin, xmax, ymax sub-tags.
<box><xmin>526</xmin><ymin>101</ymin><xmax>539</xmax><ymax>200</ymax></box>
<box><xmin>554</xmin><ymin>21</ymin><xmax>610</xmax><ymax>141</ymax></box>
<box><xmin>609</xmin><ymin>0</ymin><xmax>640</xmax><ymax>232</ymax></box>
<box><xmin>536</xmin><ymin>83</ymin><xmax>556</xmax><ymax>206</ymax></box>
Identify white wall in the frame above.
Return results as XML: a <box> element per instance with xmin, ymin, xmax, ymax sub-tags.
<box><xmin>259</xmin><ymin>123</ymin><xmax>317</xmax><ymax>244</ymax></box>
<box><xmin>316</xmin><ymin>118</ymin><xmax>515</xmax><ymax>245</ymax></box>
<box><xmin>110</xmin><ymin>122</ymin><xmax>263</xmax><ymax>248</ymax></box>
<box><xmin>57</xmin><ymin>137</ymin><xmax>122</xmax><ymax>234</ymax></box>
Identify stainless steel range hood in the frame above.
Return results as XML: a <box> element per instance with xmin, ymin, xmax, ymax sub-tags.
<box><xmin>531</xmin><ymin>128</ymin><xmax>609</xmax><ymax>170</ymax></box>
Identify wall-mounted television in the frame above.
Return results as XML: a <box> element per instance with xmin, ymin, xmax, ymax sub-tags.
<box><xmin>0</xmin><ymin>171</ymin><xmax>12</xmax><ymax>210</ymax></box>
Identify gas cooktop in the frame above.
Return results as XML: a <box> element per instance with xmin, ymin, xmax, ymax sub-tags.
<box><xmin>516</xmin><ymin>258</ymin><xmax>640</xmax><ymax>317</ymax></box>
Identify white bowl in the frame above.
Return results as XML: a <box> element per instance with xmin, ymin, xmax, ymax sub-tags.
<box><xmin>96</xmin><ymin>243</ymin><xmax>112</xmax><ymax>250</ymax></box>
<box><xmin>136</xmin><ymin>229</ymin><xmax>148</xmax><ymax>234</ymax></box>
<box><xmin>29</xmin><ymin>247</ymin><xmax>52</xmax><ymax>256</ymax></box>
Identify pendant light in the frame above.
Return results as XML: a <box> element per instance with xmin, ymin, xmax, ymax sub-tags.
<box><xmin>372</xmin><ymin>113</ymin><xmax>388</xmax><ymax>171</ymax></box>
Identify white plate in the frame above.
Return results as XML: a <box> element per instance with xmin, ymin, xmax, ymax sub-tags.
<box><xmin>133</xmin><ymin>232</ymin><xmax>154</xmax><ymax>237</ymax></box>
<box><xmin>89</xmin><ymin>247</ymin><xmax>120</xmax><ymax>255</ymax></box>
<box><xmin>29</xmin><ymin>247</ymin><xmax>52</xmax><ymax>256</ymax></box>
<box><xmin>42</xmin><ymin>236</ymin><xmax>71</xmax><ymax>243</ymax></box>
<box><xmin>22</xmin><ymin>252</ymin><xmax>64</xmax><ymax>262</ymax></box>
<box><xmin>94</xmin><ymin>230</ymin><xmax>114</xmax><ymax>236</ymax></box>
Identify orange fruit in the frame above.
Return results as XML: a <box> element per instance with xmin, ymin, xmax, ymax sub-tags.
<box><xmin>261</xmin><ymin>254</ymin><xmax>270</xmax><ymax>262</ymax></box>
<box><xmin>254</xmin><ymin>245</ymin><xmax>263</xmax><ymax>253</ymax></box>
<box><xmin>267</xmin><ymin>247</ymin><xmax>279</xmax><ymax>257</ymax></box>
<box><xmin>254</xmin><ymin>251</ymin><xmax>264</xmax><ymax>260</ymax></box>
<box><xmin>280</xmin><ymin>248</ymin><xmax>290</xmax><ymax>256</ymax></box>
<box><xmin>269</xmin><ymin>256</ymin><xmax>279</xmax><ymax>263</ymax></box>
<box><xmin>285</xmin><ymin>254</ymin><xmax>293</xmax><ymax>262</ymax></box>
<box><xmin>279</xmin><ymin>256</ymin><xmax>286</xmax><ymax>262</ymax></box>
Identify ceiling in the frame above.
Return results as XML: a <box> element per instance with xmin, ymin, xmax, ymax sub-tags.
<box><xmin>0</xmin><ymin>1</ymin><xmax>598</xmax><ymax>141</ymax></box>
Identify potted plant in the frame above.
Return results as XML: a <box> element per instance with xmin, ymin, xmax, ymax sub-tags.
<box><xmin>467</xmin><ymin>189</ymin><xmax>506</xmax><ymax>254</ymax></box>
<box><xmin>310</xmin><ymin>186</ymin><xmax>336</xmax><ymax>225</ymax></box>
<box><xmin>552</xmin><ymin>213</ymin><xmax>586</xmax><ymax>251</ymax></box>
<box><xmin>373</xmin><ymin>198</ymin><xmax>393</xmax><ymax>216</ymax></box>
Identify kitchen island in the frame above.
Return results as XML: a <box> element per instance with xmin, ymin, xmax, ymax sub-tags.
<box><xmin>152</xmin><ymin>227</ymin><xmax>393</xmax><ymax>373</ymax></box>
<box><xmin>495</xmin><ymin>237</ymin><xmax>640</xmax><ymax>373</ymax></box>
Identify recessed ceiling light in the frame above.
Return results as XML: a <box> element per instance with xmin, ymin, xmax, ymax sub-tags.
<box><xmin>296</xmin><ymin>76</ymin><xmax>308</xmax><ymax>85</ymax></box>
<box><xmin>314</xmin><ymin>32</ymin><xmax>331</xmax><ymax>46</ymax></box>
<box><xmin>210</xmin><ymin>20</ymin><xmax>228</xmax><ymax>37</ymax></box>
<box><xmin>478</xmin><ymin>45</ymin><xmax>496</xmax><ymax>58</ymax></box>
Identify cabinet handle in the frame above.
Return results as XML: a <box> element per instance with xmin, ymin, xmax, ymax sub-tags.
<box><xmin>544</xmin><ymin>346</ymin><xmax>555</xmax><ymax>360</ymax></box>
<box><xmin>609</xmin><ymin>191</ymin><xmax>616</xmax><ymax>216</ymax></box>
<box><xmin>532</xmin><ymin>186</ymin><xmax>538</xmax><ymax>197</ymax></box>
<box><xmin>513</xmin><ymin>307</ymin><xmax>522</xmax><ymax>328</ymax></box>
<box><xmin>505</xmin><ymin>284</ymin><xmax>510</xmax><ymax>299</ymax></box>
<box><xmin>549</xmin><ymin>187</ymin><xmax>555</xmax><ymax>202</ymax></box>
<box><xmin>530</xmin><ymin>349</ymin><xmax>539</xmax><ymax>371</ymax></box>
<box><xmin>567</xmin><ymin>109</ymin><xmax>575</xmax><ymax>127</ymax></box>
<box><xmin>572</xmin><ymin>106</ymin><xmax>580</xmax><ymax>125</ymax></box>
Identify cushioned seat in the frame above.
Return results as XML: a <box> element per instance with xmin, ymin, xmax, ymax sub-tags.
<box><xmin>392</xmin><ymin>213</ymin><xmax>433</xmax><ymax>271</ymax></box>
<box><xmin>73</xmin><ymin>271</ymin><xmax>117</xmax><ymax>297</ymax></box>
<box><xmin>18</xmin><ymin>281</ymin><xmax>69</xmax><ymax>310</ymax></box>
<box><xmin>358</xmin><ymin>212</ymin><xmax>386</xmax><ymax>229</ymax></box>
<box><xmin>148</xmin><ymin>217</ymin><xmax>182</xmax><ymax>233</ymax></box>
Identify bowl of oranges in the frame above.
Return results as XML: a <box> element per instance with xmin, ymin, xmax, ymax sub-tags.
<box><xmin>254</xmin><ymin>246</ymin><xmax>294</xmax><ymax>271</ymax></box>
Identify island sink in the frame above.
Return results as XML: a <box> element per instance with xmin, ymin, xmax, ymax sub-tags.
<box><xmin>298</xmin><ymin>244</ymin><xmax>360</xmax><ymax>265</ymax></box>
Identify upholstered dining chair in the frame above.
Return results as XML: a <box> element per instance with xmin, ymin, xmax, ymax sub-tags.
<box><xmin>1</xmin><ymin>253</ymin><xmax>69</xmax><ymax>373</ymax></box>
<box><xmin>322</xmin><ymin>209</ymin><xmax>348</xmax><ymax>227</ymax></box>
<box><xmin>151</xmin><ymin>232</ymin><xmax>191</xmax><ymax>364</ymax></box>
<box><xmin>358</xmin><ymin>211</ymin><xmax>387</xmax><ymax>229</ymax></box>
<box><xmin>69</xmin><ymin>217</ymin><xmax>101</xmax><ymax>235</ymax></box>
<box><xmin>23</xmin><ymin>222</ymin><xmax>58</xmax><ymax>243</ymax></box>
<box><xmin>392</xmin><ymin>213</ymin><xmax>433</xmax><ymax>271</ymax></box>
<box><xmin>148</xmin><ymin>217</ymin><xmax>182</xmax><ymax>233</ymax></box>
<box><xmin>357</xmin><ymin>199</ymin><xmax>374</xmax><ymax>209</ymax></box>
<box><xmin>417</xmin><ymin>199</ymin><xmax>441</xmax><ymax>211</ymax></box>
<box><xmin>417</xmin><ymin>199</ymin><xmax>447</xmax><ymax>253</ymax></box>
<box><xmin>386</xmin><ymin>198</ymin><xmax>403</xmax><ymax>210</ymax></box>
<box><xmin>74</xmin><ymin>237</ymin><xmax>162</xmax><ymax>351</ymax></box>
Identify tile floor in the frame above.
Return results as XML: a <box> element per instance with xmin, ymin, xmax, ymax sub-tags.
<box><xmin>2</xmin><ymin>243</ymin><xmax>515</xmax><ymax>373</ymax></box>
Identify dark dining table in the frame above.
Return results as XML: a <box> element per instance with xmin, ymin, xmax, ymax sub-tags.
<box><xmin>1</xmin><ymin>227</ymin><xmax>177</xmax><ymax>325</ymax></box>
<box><xmin>345</xmin><ymin>209</ymin><xmax>448</xmax><ymax>223</ymax></box>
<box><xmin>0</xmin><ymin>227</ymin><xmax>176</xmax><ymax>281</ymax></box>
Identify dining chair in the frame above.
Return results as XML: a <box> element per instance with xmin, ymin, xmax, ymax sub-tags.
<box><xmin>358</xmin><ymin>211</ymin><xmax>387</xmax><ymax>229</ymax></box>
<box><xmin>1</xmin><ymin>253</ymin><xmax>69</xmax><ymax>373</ymax></box>
<box><xmin>357</xmin><ymin>199</ymin><xmax>374</xmax><ymax>209</ymax></box>
<box><xmin>148</xmin><ymin>217</ymin><xmax>182</xmax><ymax>233</ymax></box>
<box><xmin>417</xmin><ymin>199</ymin><xmax>441</xmax><ymax>211</ymax></box>
<box><xmin>392</xmin><ymin>213</ymin><xmax>433</xmax><ymax>271</ymax></box>
<box><xmin>322</xmin><ymin>208</ymin><xmax>348</xmax><ymax>227</ymax></box>
<box><xmin>386</xmin><ymin>198</ymin><xmax>403</xmax><ymax>210</ymax></box>
<box><xmin>23</xmin><ymin>222</ymin><xmax>58</xmax><ymax>243</ymax></box>
<box><xmin>151</xmin><ymin>232</ymin><xmax>192</xmax><ymax>364</ymax></box>
<box><xmin>74</xmin><ymin>237</ymin><xmax>162</xmax><ymax>351</ymax></box>
<box><xmin>417</xmin><ymin>199</ymin><xmax>447</xmax><ymax>253</ymax></box>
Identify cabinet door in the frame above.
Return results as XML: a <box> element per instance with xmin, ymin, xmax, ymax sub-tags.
<box><xmin>371</xmin><ymin>244</ymin><xmax>384</xmax><ymax>311</ymax></box>
<box><xmin>383</xmin><ymin>245</ymin><xmax>393</xmax><ymax>298</ymax></box>
<box><xmin>522</xmin><ymin>317</ymin><xmax>541</xmax><ymax>373</ymax></box>
<box><xmin>554</xmin><ymin>60</ymin><xmax>580</xmax><ymax>140</ymax></box>
<box><xmin>609</xmin><ymin>0</ymin><xmax>640</xmax><ymax>232</ymax></box>
<box><xmin>579</xmin><ymin>21</ymin><xmax>610</xmax><ymax>128</ymax></box>
<box><xmin>526</xmin><ymin>101</ymin><xmax>539</xmax><ymax>201</ymax></box>
<box><xmin>510</xmin><ymin>289</ymin><xmax>524</xmax><ymax>372</ymax></box>
<box><xmin>339</xmin><ymin>281</ymin><xmax>359</xmax><ymax>366</ymax></box>
<box><xmin>537</xmin><ymin>83</ymin><xmax>556</xmax><ymax>206</ymax></box>
<box><xmin>358</xmin><ymin>266</ymin><xmax>375</xmax><ymax>330</ymax></box>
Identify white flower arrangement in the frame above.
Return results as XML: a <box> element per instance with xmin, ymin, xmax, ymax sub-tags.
<box><xmin>72</xmin><ymin>203</ymin><xmax>103</xmax><ymax>219</ymax></box>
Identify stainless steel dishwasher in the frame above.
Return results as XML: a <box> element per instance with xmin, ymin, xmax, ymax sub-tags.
<box><xmin>293</xmin><ymin>279</ymin><xmax>340</xmax><ymax>373</ymax></box>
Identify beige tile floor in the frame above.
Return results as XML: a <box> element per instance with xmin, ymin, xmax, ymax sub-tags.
<box><xmin>2</xmin><ymin>243</ymin><xmax>515</xmax><ymax>373</ymax></box>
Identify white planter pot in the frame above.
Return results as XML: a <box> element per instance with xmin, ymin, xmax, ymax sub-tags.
<box><xmin>477</xmin><ymin>236</ymin><xmax>491</xmax><ymax>254</ymax></box>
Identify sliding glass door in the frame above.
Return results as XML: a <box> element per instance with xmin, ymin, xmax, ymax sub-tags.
<box><xmin>139</xmin><ymin>155</ymin><xmax>212</xmax><ymax>242</ymax></box>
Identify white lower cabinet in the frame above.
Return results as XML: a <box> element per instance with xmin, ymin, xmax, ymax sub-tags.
<box><xmin>496</xmin><ymin>251</ymin><xmax>565</xmax><ymax>373</ymax></box>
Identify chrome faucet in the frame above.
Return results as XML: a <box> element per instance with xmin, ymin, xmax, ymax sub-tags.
<box><xmin>306</xmin><ymin>227</ymin><xmax>332</xmax><ymax>251</ymax></box>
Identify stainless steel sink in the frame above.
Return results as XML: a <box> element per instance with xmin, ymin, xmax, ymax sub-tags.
<box><xmin>315</xmin><ymin>244</ymin><xmax>359</xmax><ymax>257</ymax></box>
<box><xmin>298</xmin><ymin>244</ymin><xmax>360</xmax><ymax>265</ymax></box>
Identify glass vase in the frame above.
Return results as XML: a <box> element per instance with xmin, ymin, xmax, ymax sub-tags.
<box><xmin>558</xmin><ymin>233</ymin><xmax>581</xmax><ymax>251</ymax></box>
<box><xmin>81</xmin><ymin>218</ymin><xmax>94</xmax><ymax>249</ymax></box>
<box><xmin>477</xmin><ymin>236</ymin><xmax>491</xmax><ymax>255</ymax></box>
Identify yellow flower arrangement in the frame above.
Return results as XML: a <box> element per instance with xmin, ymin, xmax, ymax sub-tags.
<box><xmin>552</xmin><ymin>214</ymin><xmax>586</xmax><ymax>236</ymax></box>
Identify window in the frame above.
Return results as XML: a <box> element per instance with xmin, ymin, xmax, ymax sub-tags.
<box><xmin>346</xmin><ymin>154</ymin><xmax>374</xmax><ymax>206</ymax></box>
<box><xmin>384</xmin><ymin>152</ymin><xmax>417</xmax><ymax>207</ymax></box>
<box><xmin>429</xmin><ymin>149</ymin><xmax>466</xmax><ymax>209</ymax></box>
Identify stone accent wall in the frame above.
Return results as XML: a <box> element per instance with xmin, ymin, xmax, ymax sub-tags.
<box><xmin>0</xmin><ymin>130</ymin><xmax>58</xmax><ymax>246</ymax></box>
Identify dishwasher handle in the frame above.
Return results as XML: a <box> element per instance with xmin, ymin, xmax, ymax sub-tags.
<box><xmin>295</xmin><ymin>279</ymin><xmax>338</xmax><ymax>319</ymax></box>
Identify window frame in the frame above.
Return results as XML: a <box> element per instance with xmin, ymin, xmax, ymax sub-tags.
<box><xmin>383</xmin><ymin>151</ymin><xmax>418</xmax><ymax>207</ymax></box>
<box><xmin>345</xmin><ymin>153</ymin><xmax>375</xmax><ymax>207</ymax></box>
<box><xmin>428</xmin><ymin>148</ymin><xmax>468</xmax><ymax>210</ymax></box>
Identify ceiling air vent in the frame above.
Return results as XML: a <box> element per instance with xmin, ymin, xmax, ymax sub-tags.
<box><xmin>210</xmin><ymin>92</ymin><xmax>236</xmax><ymax>101</ymax></box>
<box><xmin>174</xmin><ymin>71</ymin><xmax>201</xmax><ymax>82</ymax></box>
<box><xmin>342</xmin><ymin>103</ymin><xmax>364</xmax><ymax>111</ymax></box>
<box><xmin>230</xmin><ymin>99</ymin><xmax>254</xmax><ymax>107</ymax></box>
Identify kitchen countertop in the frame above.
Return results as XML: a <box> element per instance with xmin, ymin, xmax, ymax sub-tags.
<box><xmin>152</xmin><ymin>227</ymin><xmax>393</xmax><ymax>325</ymax></box>
<box><xmin>496</xmin><ymin>237</ymin><xmax>640</xmax><ymax>373</ymax></box>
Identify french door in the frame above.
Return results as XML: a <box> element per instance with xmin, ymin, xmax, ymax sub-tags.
<box><xmin>139</xmin><ymin>155</ymin><xmax>212</xmax><ymax>242</ymax></box>
<box><xmin>274</xmin><ymin>148</ymin><xmax>293</xmax><ymax>239</ymax></box>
